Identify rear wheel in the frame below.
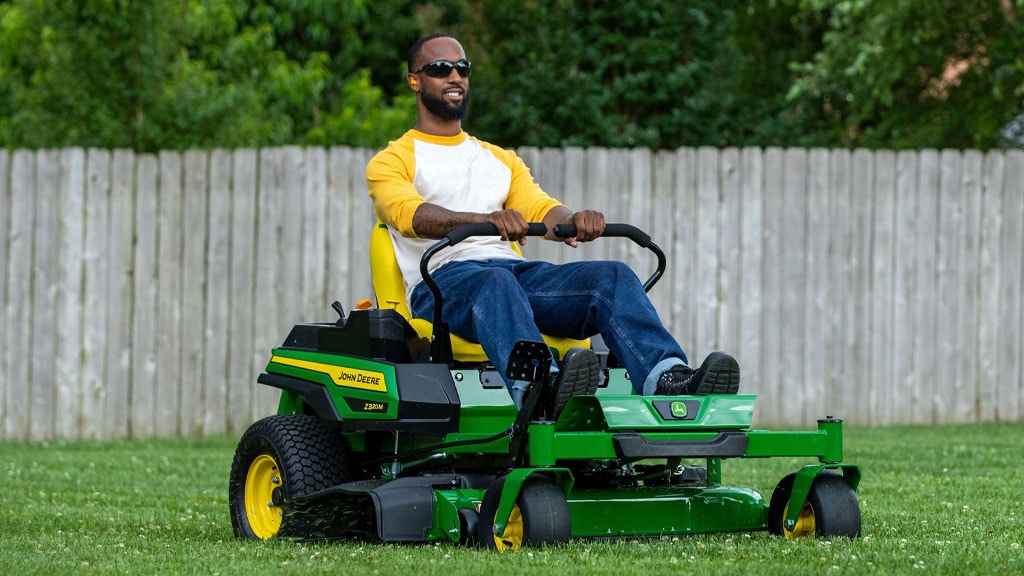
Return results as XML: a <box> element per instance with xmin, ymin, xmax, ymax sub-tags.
<box><xmin>768</xmin><ymin>470</ymin><xmax>861</xmax><ymax>539</ymax></box>
<box><xmin>229</xmin><ymin>414</ymin><xmax>350</xmax><ymax>539</ymax></box>
<box><xmin>477</xmin><ymin>475</ymin><xmax>571</xmax><ymax>551</ymax></box>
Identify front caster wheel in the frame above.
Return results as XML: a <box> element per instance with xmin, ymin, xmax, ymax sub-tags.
<box><xmin>768</xmin><ymin>470</ymin><xmax>861</xmax><ymax>539</ymax></box>
<box><xmin>477</xmin><ymin>475</ymin><xmax>571</xmax><ymax>551</ymax></box>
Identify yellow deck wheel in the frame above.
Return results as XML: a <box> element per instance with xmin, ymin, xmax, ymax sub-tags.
<box><xmin>782</xmin><ymin>500</ymin><xmax>816</xmax><ymax>538</ymax></box>
<box><xmin>493</xmin><ymin>504</ymin><xmax>525</xmax><ymax>551</ymax></box>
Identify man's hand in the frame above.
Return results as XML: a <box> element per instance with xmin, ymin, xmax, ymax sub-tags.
<box><xmin>566</xmin><ymin>210</ymin><xmax>606</xmax><ymax>245</ymax></box>
<box><xmin>488</xmin><ymin>209</ymin><xmax>530</xmax><ymax>244</ymax></box>
<box><xmin>541</xmin><ymin>206</ymin><xmax>606</xmax><ymax>247</ymax></box>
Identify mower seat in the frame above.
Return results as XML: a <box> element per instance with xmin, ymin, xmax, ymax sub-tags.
<box><xmin>370</xmin><ymin>221</ymin><xmax>589</xmax><ymax>363</ymax></box>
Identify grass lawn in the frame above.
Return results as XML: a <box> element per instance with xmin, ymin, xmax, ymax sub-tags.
<box><xmin>2</xmin><ymin>422</ymin><xmax>1022</xmax><ymax>575</ymax></box>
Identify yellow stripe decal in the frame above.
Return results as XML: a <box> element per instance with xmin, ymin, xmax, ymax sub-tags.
<box><xmin>271</xmin><ymin>356</ymin><xmax>388</xmax><ymax>393</ymax></box>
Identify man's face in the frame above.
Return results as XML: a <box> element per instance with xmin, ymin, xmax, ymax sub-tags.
<box><xmin>420</xmin><ymin>81</ymin><xmax>470</xmax><ymax>121</ymax></box>
<box><xmin>413</xmin><ymin>37</ymin><xmax>470</xmax><ymax>121</ymax></box>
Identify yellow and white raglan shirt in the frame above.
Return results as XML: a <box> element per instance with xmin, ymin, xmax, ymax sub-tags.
<box><xmin>367</xmin><ymin>129</ymin><xmax>564</xmax><ymax>302</ymax></box>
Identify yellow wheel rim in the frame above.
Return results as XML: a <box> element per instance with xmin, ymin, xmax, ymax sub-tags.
<box><xmin>782</xmin><ymin>500</ymin><xmax>816</xmax><ymax>538</ymax></box>
<box><xmin>244</xmin><ymin>454</ymin><xmax>283</xmax><ymax>539</ymax></box>
<box><xmin>493</xmin><ymin>504</ymin><xmax>524</xmax><ymax>552</ymax></box>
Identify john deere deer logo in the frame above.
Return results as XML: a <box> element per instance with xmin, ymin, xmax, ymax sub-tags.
<box><xmin>670</xmin><ymin>401</ymin><xmax>687</xmax><ymax>418</ymax></box>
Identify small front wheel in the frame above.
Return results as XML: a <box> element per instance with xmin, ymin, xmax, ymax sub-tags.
<box><xmin>768</xmin><ymin>470</ymin><xmax>861</xmax><ymax>539</ymax></box>
<box><xmin>477</xmin><ymin>475</ymin><xmax>571</xmax><ymax>551</ymax></box>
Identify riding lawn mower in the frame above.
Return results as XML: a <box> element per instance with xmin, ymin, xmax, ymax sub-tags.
<box><xmin>228</xmin><ymin>222</ymin><xmax>862</xmax><ymax>550</ymax></box>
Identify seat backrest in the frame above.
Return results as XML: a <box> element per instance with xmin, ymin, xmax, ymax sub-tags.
<box><xmin>370</xmin><ymin>221</ymin><xmax>414</xmax><ymax>319</ymax></box>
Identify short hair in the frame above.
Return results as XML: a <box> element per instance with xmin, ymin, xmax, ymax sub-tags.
<box><xmin>407</xmin><ymin>33</ymin><xmax>457</xmax><ymax>72</ymax></box>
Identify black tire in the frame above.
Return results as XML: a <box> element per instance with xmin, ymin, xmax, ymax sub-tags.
<box><xmin>768</xmin><ymin>470</ymin><xmax>861</xmax><ymax>539</ymax></box>
<box><xmin>228</xmin><ymin>414</ymin><xmax>350</xmax><ymax>540</ymax></box>
<box><xmin>458</xmin><ymin>507</ymin><xmax>478</xmax><ymax>547</ymax></box>
<box><xmin>477</xmin><ymin>475</ymin><xmax>571</xmax><ymax>551</ymax></box>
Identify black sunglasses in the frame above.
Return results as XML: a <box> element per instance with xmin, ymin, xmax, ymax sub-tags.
<box><xmin>412</xmin><ymin>59</ymin><xmax>472</xmax><ymax>78</ymax></box>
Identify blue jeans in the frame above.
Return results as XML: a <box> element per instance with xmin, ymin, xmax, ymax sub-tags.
<box><xmin>409</xmin><ymin>258</ymin><xmax>687</xmax><ymax>395</ymax></box>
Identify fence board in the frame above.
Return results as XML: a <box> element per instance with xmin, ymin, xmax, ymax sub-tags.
<box><xmin>30</xmin><ymin>150</ymin><xmax>59</xmax><ymax>440</ymax></box>
<box><xmin>718</xmin><ymin>148</ymin><xmax>741</xmax><ymax>358</ymax></box>
<box><xmin>302</xmin><ymin>147</ymin><xmax>328</xmax><ymax>320</ymax></box>
<box><xmin>694</xmin><ymin>147</ymin><xmax>721</xmax><ymax>363</ymax></box>
<box><xmin>131</xmin><ymin>154</ymin><xmax>159</xmax><ymax>437</ymax></box>
<box><xmin>627</xmin><ymin>148</ymin><xmax>653</xmax><ymax>271</ymax></box>
<box><xmin>5</xmin><ymin>151</ymin><xmax>35</xmax><ymax>439</ymax></box>
<box><xmin>915</xmin><ymin>150</ymin><xmax>941</xmax><ymax>422</ymax></box>
<box><xmin>781</xmin><ymin>148</ymin><xmax>808</xmax><ymax>426</ymax></box>
<box><xmin>156</xmin><ymin>151</ymin><xmax>183</xmax><ymax>436</ymax></box>
<box><xmin>105</xmin><ymin>150</ymin><xmax>135</xmax><ymax>439</ymax></box>
<box><xmin>81</xmin><ymin>150</ymin><xmax>111</xmax><ymax>439</ymax></box>
<box><xmin>3</xmin><ymin>145</ymin><xmax>1024</xmax><ymax>439</ymax></box>
<box><xmin>760</xmin><ymin>147</ymin><xmax>785</xmax><ymax>420</ymax></box>
<box><xmin>54</xmin><ymin>149</ymin><xmax>85</xmax><ymax>438</ymax></box>
<box><xmin>825</xmin><ymin>149</ymin><xmax>851</xmax><ymax>419</ymax></box>
<box><xmin>649</xmin><ymin>150</ymin><xmax>677</xmax><ymax>328</ymax></box>
<box><xmin>203</xmin><ymin>149</ymin><xmax>232</xmax><ymax>435</ymax></box>
<box><xmin>253</xmin><ymin>148</ymin><xmax>286</xmax><ymax>418</ymax></box>
<box><xmin>805</xmin><ymin>148</ymin><xmax>831</xmax><ymax>423</ymax></box>
<box><xmin>999</xmin><ymin>151</ymin><xmax>1024</xmax><ymax>422</ymax></box>
<box><xmin>582</xmin><ymin>149</ymin><xmax>610</xmax><ymax>263</ymax></box>
<box><xmin>847</xmin><ymin>149</ymin><xmax>874</xmax><ymax>425</ymax></box>
<box><xmin>532</xmin><ymin>147</ymin><xmax>565</xmax><ymax>265</ymax></box>
<box><xmin>327</xmin><ymin>147</ymin><xmax>356</xmax><ymax>310</ymax></box>
<box><xmin>957</xmin><ymin>151</ymin><xmax>984</xmax><ymax>423</ymax></box>
<box><xmin>869</xmin><ymin>151</ymin><xmax>896</xmax><ymax>425</ymax></box>
<box><xmin>350</xmin><ymin>149</ymin><xmax>376</xmax><ymax>310</ymax></box>
<box><xmin>180</xmin><ymin>151</ymin><xmax>209</xmax><ymax>435</ymax></box>
<box><xmin>935</xmin><ymin>150</ymin><xmax>962</xmax><ymax>424</ymax></box>
<box><xmin>977</xmin><ymin>151</ymin><xmax>1004</xmax><ymax>422</ymax></box>
<box><xmin>561</xmin><ymin>147</ymin><xmax>587</xmax><ymax>264</ymax></box>
<box><xmin>227</xmin><ymin>149</ymin><xmax>258</xmax><ymax>428</ymax></box>
<box><xmin>738</xmin><ymin>147</ymin><xmax>764</xmax><ymax>401</ymax></box>
<box><xmin>891</xmin><ymin>151</ymin><xmax>918</xmax><ymax>426</ymax></box>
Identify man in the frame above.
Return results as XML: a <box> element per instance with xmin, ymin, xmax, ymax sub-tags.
<box><xmin>367</xmin><ymin>33</ymin><xmax>739</xmax><ymax>413</ymax></box>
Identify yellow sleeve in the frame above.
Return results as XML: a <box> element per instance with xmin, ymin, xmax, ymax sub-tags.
<box><xmin>366</xmin><ymin>135</ymin><xmax>424</xmax><ymax>238</ymax></box>
<box><xmin>480</xmin><ymin>142</ymin><xmax>565</xmax><ymax>221</ymax></box>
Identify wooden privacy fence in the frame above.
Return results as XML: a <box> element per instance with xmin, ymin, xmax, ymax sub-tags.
<box><xmin>1</xmin><ymin>146</ymin><xmax>1022</xmax><ymax>441</ymax></box>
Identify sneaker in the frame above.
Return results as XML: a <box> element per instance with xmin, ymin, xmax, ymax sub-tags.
<box><xmin>550</xmin><ymin>347</ymin><xmax>602</xmax><ymax>418</ymax></box>
<box><xmin>655</xmin><ymin>351</ymin><xmax>740</xmax><ymax>395</ymax></box>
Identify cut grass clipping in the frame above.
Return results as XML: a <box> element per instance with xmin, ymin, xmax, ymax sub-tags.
<box><xmin>2</xmin><ymin>423</ymin><xmax>1022</xmax><ymax>575</ymax></box>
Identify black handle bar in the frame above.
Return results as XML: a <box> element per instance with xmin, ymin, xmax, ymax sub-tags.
<box><xmin>552</xmin><ymin>223</ymin><xmax>666</xmax><ymax>291</ymax></box>
<box><xmin>418</xmin><ymin>222</ymin><xmax>667</xmax><ymax>362</ymax></box>
<box><xmin>552</xmin><ymin>222</ymin><xmax>652</xmax><ymax>248</ymax></box>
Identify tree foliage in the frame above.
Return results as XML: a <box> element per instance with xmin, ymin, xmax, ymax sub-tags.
<box><xmin>0</xmin><ymin>0</ymin><xmax>1022</xmax><ymax>151</ymax></box>
<box><xmin>459</xmin><ymin>0</ymin><xmax>739</xmax><ymax>148</ymax></box>
<box><xmin>785</xmin><ymin>0</ymin><xmax>1024</xmax><ymax>148</ymax></box>
<box><xmin>0</xmin><ymin>0</ymin><xmax>461</xmax><ymax>150</ymax></box>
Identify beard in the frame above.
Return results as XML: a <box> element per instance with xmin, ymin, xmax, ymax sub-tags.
<box><xmin>421</xmin><ymin>86</ymin><xmax>470</xmax><ymax>121</ymax></box>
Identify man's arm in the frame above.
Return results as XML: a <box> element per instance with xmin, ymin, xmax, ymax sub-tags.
<box><xmin>413</xmin><ymin>203</ymin><xmax>531</xmax><ymax>242</ymax></box>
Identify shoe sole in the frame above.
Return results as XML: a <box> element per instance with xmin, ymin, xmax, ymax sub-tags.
<box><xmin>691</xmin><ymin>352</ymin><xmax>741</xmax><ymax>394</ymax></box>
<box><xmin>553</xmin><ymin>347</ymin><xmax>602</xmax><ymax>417</ymax></box>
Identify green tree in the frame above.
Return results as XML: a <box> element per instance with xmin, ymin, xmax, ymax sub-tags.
<box><xmin>460</xmin><ymin>0</ymin><xmax>741</xmax><ymax>148</ymax></box>
<box><xmin>786</xmin><ymin>0</ymin><xmax>1024</xmax><ymax>149</ymax></box>
<box><xmin>0</xmin><ymin>0</ymin><xmax>184</xmax><ymax>149</ymax></box>
<box><xmin>0</xmin><ymin>0</ymin><xmax>460</xmax><ymax>150</ymax></box>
